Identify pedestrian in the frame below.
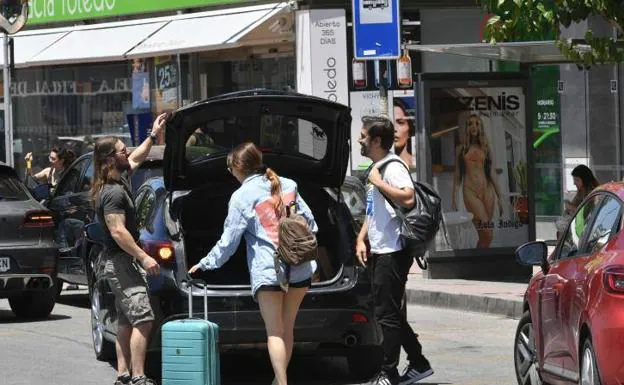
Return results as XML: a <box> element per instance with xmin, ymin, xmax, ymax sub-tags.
<box><xmin>555</xmin><ymin>164</ymin><xmax>600</xmax><ymax>238</ymax></box>
<box><xmin>188</xmin><ymin>142</ymin><xmax>317</xmax><ymax>385</ymax></box>
<box><xmin>24</xmin><ymin>146</ymin><xmax>75</xmax><ymax>193</ymax></box>
<box><xmin>91</xmin><ymin>112</ymin><xmax>169</xmax><ymax>385</ymax></box>
<box><xmin>355</xmin><ymin>116</ymin><xmax>433</xmax><ymax>385</ymax></box>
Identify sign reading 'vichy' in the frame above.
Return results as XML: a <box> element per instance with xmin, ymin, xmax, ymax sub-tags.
<box><xmin>27</xmin><ymin>0</ymin><xmax>249</xmax><ymax>25</ymax></box>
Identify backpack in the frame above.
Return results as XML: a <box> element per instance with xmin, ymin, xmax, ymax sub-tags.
<box><xmin>276</xmin><ymin>200</ymin><xmax>318</xmax><ymax>266</ymax></box>
<box><xmin>377</xmin><ymin>159</ymin><xmax>446</xmax><ymax>269</ymax></box>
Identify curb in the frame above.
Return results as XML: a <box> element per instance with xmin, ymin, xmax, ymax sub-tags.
<box><xmin>405</xmin><ymin>288</ymin><xmax>524</xmax><ymax>319</ymax></box>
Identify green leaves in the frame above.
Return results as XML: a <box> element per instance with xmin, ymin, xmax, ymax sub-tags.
<box><xmin>481</xmin><ymin>0</ymin><xmax>624</xmax><ymax>63</ymax></box>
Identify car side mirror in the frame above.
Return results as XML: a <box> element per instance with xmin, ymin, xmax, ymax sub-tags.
<box><xmin>31</xmin><ymin>183</ymin><xmax>50</xmax><ymax>202</ymax></box>
<box><xmin>515</xmin><ymin>241</ymin><xmax>549</xmax><ymax>274</ymax></box>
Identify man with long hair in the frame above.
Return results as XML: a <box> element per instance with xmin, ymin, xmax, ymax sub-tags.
<box><xmin>91</xmin><ymin>112</ymin><xmax>168</xmax><ymax>385</ymax></box>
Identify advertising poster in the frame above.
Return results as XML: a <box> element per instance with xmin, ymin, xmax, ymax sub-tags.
<box><xmin>392</xmin><ymin>89</ymin><xmax>416</xmax><ymax>170</ymax></box>
<box><xmin>428</xmin><ymin>86</ymin><xmax>528</xmax><ymax>251</ymax></box>
<box><xmin>153</xmin><ymin>56</ymin><xmax>179</xmax><ymax>113</ymax></box>
<box><xmin>132</xmin><ymin>72</ymin><xmax>150</xmax><ymax>110</ymax></box>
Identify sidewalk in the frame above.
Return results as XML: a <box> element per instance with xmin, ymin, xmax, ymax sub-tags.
<box><xmin>405</xmin><ymin>264</ymin><xmax>533</xmax><ymax>320</ymax></box>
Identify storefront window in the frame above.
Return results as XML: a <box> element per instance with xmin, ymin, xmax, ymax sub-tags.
<box><xmin>12</xmin><ymin>63</ymin><xmax>133</xmax><ymax>176</ymax></box>
<box><xmin>199</xmin><ymin>55</ymin><xmax>295</xmax><ymax>99</ymax></box>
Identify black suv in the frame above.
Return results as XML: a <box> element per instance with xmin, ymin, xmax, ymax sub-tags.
<box><xmin>0</xmin><ymin>162</ymin><xmax>58</xmax><ymax>318</ymax></box>
<box><xmin>86</xmin><ymin>90</ymin><xmax>382</xmax><ymax>380</ymax></box>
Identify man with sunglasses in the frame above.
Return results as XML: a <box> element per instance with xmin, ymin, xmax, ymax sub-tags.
<box><xmin>91</xmin><ymin>112</ymin><xmax>168</xmax><ymax>385</ymax></box>
<box><xmin>356</xmin><ymin>116</ymin><xmax>433</xmax><ymax>385</ymax></box>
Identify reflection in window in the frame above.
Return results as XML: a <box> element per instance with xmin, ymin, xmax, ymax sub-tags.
<box><xmin>184</xmin><ymin>115</ymin><xmax>328</xmax><ymax>162</ymax></box>
<box><xmin>0</xmin><ymin>175</ymin><xmax>29</xmax><ymax>201</ymax></box>
<box><xmin>137</xmin><ymin>189</ymin><xmax>156</xmax><ymax>230</ymax></box>
<box><xmin>559</xmin><ymin>196</ymin><xmax>602</xmax><ymax>258</ymax></box>
<box><xmin>585</xmin><ymin>197</ymin><xmax>621</xmax><ymax>254</ymax></box>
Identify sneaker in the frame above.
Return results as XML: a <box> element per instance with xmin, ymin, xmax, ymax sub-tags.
<box><xmin>130</xmin><ymin>376</ymin><xmax>158</xmax><ymax>385</ymax></box>
<box><xmin>371</xmin><ymin>371</ymin><xmax>398</xmax><ymax>385</ymax></box>
<box><xmin>114</xmin><ymin>374</ymin><xmax>131</xmax><ymax>385</ymax></box>
<box><xmin>398</xmin><ymin>364</ymin><xmax>434</xmax><ymax>385</ymax></box>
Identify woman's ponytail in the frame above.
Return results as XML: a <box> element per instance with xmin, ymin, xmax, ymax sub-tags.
<box><xmin>265</xmin><ymin>167</ymin><xmax>284</xmax><ymax>215</ymax></box>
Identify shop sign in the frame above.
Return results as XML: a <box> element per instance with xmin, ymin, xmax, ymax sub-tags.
<box><xmin>9</xmin><ymin>78</ymin><xmax>130</xmax><ymax>96</ymax></box>
<box><xmin>532</xmin><ymin>66</ymin><xmax>560</xmax><ymax>141</ymax></box>
<box><xmin>427</xmin><ymin>85</ymin><xmax>529</xmax><ymax>252</ymax></box>
<box><xmin>153</xmin><ymin>56</ymin><xmax>178</xmax><ymax>112</ymax></box>
<box><xmin>28</xmin><ymin>0</ymin><xmax>249</xmax><ymax>25</ymax></box>
<box><xmin>295</xmin><ymin>9</ymin><xmax>348</xmax><ymax>105</ymax></box>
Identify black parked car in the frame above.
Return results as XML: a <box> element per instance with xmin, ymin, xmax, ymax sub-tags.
<box><xmin>33</xmin><ymin>147</ymin><xmax>163</xmax><ymax>292</ymax></box>
<box><xmin>0</xmin><ymin>162</ymin><xmax>58</xmax><ymax>318</ymax></box>
<box><xmin>85</xmin><ymin>90</ymin><xmax>382</xmax><ymax>380</ymax></box>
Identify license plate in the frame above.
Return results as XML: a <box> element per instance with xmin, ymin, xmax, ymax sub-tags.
<box><xmin>0</xmin><ymin>257</ymin><xmax>10</xmax><ymax>273</ymax></box>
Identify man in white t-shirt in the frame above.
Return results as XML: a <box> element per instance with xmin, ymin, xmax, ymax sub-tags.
<box><xmin>356</xmin><ymin>116</ymin><xmax>433</xmax><ymax>385</ymax></box>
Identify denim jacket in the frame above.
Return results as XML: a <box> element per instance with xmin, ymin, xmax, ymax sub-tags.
<box><xmin>197</xmin><ymin>174</ymin><xmax>318</xmax><ymax>298</ymax></box>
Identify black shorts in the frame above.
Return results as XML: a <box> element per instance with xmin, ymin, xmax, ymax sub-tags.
<box><xmin>258</xmin><ymin>278</ymin><xmax>312</xmax><ymax>293</ymax></box>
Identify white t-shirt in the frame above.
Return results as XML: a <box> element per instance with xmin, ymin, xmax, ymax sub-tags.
<box><xmin>366</xmin><ymin>154</ymin><xmax>414</xmax><ymax>254</ymax></box>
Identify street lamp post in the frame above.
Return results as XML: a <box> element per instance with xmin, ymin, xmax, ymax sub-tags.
<box><xmin>0</xmin><ymin>0</ymin><xmax>28</xmax><ymax>167</ymax></box>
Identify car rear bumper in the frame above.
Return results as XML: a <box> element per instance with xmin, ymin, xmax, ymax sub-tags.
<box><xmin>0</xmin><ymin>245</ymin><xmax>57</xmax><ymax>298</ymax></box>
<box><xmin>151</xmin><ymin>306</ymin><xmax>380</xmax><ymax>354</ymax></box>
<box><xmin>148</xmin><ymin>277</ymin><xmax>381</xmax><ymax>354</ymax></box>
<box><xmin>0</xmin><ymin>274</ymin><xmax>55</xmax><ymax>297</ymax></box>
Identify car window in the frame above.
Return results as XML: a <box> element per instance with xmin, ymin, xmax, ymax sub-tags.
<box><xmin>558</xmin><ymin>195</ymin><xmax>603</xmax><ymax>259</ymax></box>
<box><xmin>0</xmin><ymin>173</ymin><xmax>29</xmax><ymax>201</ymax></box>
<box><xmin>54</xmin><ymin>158</ymin><xmax>88</xmax><ymax>196</ymax></box>
<box><xmin>136</xmin><ymin>188</ymin><xmax>156</xmax><ymax>231</ymax></box>
<box><xmin>185</xmin><ymin>114</ymin><xmax>328</xmax><ymax>163</ymax></box>
<box><xmin>341</xmin><ymin>183</ymin><xmax>366</xmax><ymax>228</ymax></box>
<box><xmin>584</xmin><ymin>196</ymin><xmax>622</xmax><ymax>254</ymax></box>
<box><xmin>79</xmin><ymin>159</ymin><xmax>94</xmax><ymax>192</ymax></box>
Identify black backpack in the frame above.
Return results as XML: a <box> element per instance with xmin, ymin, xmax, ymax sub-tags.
<box><xmin>377</xmin><ymin>159</ymin><xmax>446</xmax><ymax>269</ymax></box>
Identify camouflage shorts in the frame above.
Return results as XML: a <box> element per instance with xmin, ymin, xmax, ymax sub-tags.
<box><xmin>103</xmin><ymin>253</ymin><xmax>154</xmax><ymax>327</ymax></box>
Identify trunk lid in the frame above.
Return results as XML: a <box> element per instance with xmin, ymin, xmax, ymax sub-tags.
<box><xmin>163</xmin><ymin>90</ymin><xmax>351</xmax><ymax>191</ymax></box>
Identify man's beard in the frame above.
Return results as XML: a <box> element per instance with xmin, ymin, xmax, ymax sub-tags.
<box><xmin>114</xmin><ymin>154</ymin><xmax>131</xmax><ymax>172</ymax></box>
<box><xmin>360</xmin><ymin>143</ymin><xmax>368</xmax><ymax>157</ymax></box>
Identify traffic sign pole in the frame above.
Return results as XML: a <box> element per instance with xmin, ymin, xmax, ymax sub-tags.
<box><xmin>353</xmin><ymin>0</ymin><xmax>401</xmax><ymax>119</ymax></box>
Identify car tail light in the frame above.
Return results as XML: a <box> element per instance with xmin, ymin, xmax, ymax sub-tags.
<box><xmin>39</xmin><ymin>266</ymin><xmax>55</xmax><ymax>275</ymax></box>
<box><xmin>142</xmin><ymin>240</ymin><xmax>175</xmax><ymax>265</ymax></box>
<box><xmin>351</xmin><ymin>312</ymin><xmax>369</xmax><ymax>324</ymax></box>
<box><xmin>604</xmin><ymin>267</ymin><xmax>624</xmax><ymax>293</ymax></box>
<box><xmin>23</xmin><ymin>211</ymin><xmax>54</xmax><ymax>228</ymax></box>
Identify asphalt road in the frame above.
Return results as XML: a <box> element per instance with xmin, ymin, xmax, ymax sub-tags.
<box><xmin>0</xmin><ymin>289</ymin><xmax>517</xmax><ymax>385</ymax></box>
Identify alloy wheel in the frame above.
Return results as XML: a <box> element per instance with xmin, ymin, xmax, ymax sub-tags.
<box><xmin>581</xmin><ymin>342</ymin><xmax>600</xmax><ymax>385</ymax></box>
<box><xmin>90</xmin><ymin>286</ymin><xmax>105</xmax><ymax>355</ymax></box>
<box><xmin>515</xmin><ymin>321</ymin><xmax>542</xmax><ymax>385</ymax></box>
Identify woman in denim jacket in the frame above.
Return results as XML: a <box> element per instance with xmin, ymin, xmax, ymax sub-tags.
<box><xmin>189</xmin><ymin>142</ymin><xmax>317</xmax><ymax>385</ymax></box>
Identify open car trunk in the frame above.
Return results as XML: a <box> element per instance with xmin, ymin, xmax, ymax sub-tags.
<box><xmin>177</xmin><ymin>180</ymin><xmax>348</xmax><ymax>286</ymax></box>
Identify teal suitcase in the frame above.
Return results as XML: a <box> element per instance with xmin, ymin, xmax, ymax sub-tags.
<box><xmin>162</xmin><ymin>280</ymin><xmax>220</xmax><ymax>385</ymax></box>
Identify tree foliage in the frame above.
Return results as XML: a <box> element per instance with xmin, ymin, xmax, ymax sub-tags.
<box><xmin>481</xmin><ymin>0</ymin><xmax>624</xmax><ymax>64</ymax></box>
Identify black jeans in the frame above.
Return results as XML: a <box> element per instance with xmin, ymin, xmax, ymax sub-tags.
<box><xmin>370</xmin><ymin>249</ymin><xmax>429</xmax><ymax>378</ymax></box>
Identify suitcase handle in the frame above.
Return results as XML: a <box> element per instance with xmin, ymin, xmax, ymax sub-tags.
<box><xmin>184</xmin><ymin>279</ymin><xmax>208</xmax><ymax>320</ymax></box>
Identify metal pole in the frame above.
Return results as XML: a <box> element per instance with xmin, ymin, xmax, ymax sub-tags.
<box><xmin>3</xmin><ymin>33</ymin><xmax>11</xmax><ymax>167</ymax></box>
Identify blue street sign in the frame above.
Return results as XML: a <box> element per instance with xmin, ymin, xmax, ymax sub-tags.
<box><xmin>352</xmin><ymin>0</ymin><xmax>401</xmax><ymax>60</ymax></box>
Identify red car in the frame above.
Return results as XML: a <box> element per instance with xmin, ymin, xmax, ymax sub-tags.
<box><xmin>515</xmin><ymin>182</ymin><xmax>624</xmax><ymax>385</ymax></box>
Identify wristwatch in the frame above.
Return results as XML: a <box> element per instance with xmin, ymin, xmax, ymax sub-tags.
<box><xmin>148</xmin><ymin>132</ymin><xmax>158</xmax><ymax>142</ymax></box>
